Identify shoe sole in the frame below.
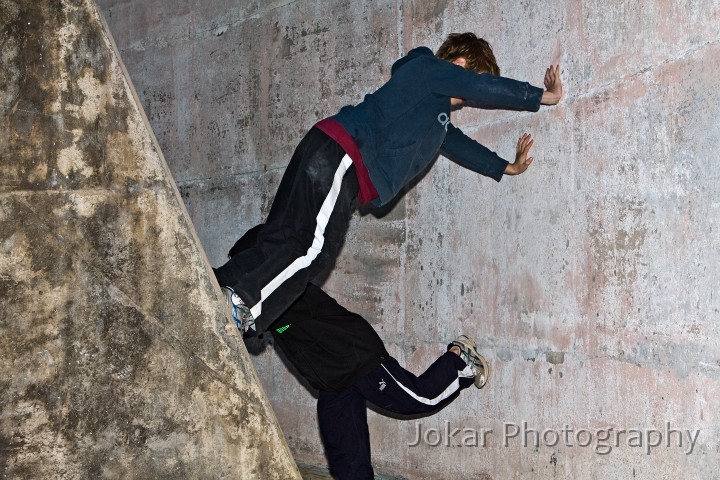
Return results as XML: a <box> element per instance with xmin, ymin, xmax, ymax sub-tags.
<box><xmin>221</xmin><ymin>287</ymin><xmax>254</xmax><ymax>333</ymax></box>
<box><xmin>456</xmin><ymin>335</ymin><xmax>490</xmax><ymax>389</ymax></box>
<box><xmin>473</xmin><ymin>352</ymin><xmax>489</xmax><ymax>389</ymax></box>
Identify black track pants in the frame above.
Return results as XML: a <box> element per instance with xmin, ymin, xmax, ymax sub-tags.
<box><xmin>214</xmin><ymin>128</ymin><xmax>359</xmax><ymax>333</ymax></box>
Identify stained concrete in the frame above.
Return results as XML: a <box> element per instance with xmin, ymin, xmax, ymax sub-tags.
<box><xmin>73</xmin><ymin>0</ymin><xmax>720</xmax><ymax>478</ymax></box>
<box><xmin>0</xmin><ymin>0</ymin><xmax>300</xmax><ymax>478</ymax></box>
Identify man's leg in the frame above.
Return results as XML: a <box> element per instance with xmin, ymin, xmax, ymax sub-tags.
<box><xmin>355</xmin><ymin>352</ymin><xmax>476</xmax><ymax>416</ymax></box>
<box><xmin>214</xmin><ymin>128</ymin><xmax>358</xmax><ymax>334</ymax></box>
<box><xmin>317</xmin><ymin>388</ymin><xmax>374</xmax><ymax>480</ymax></box>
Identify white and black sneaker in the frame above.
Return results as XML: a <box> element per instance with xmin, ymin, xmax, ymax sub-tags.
<box><xmin>221</xmin><ymin>287</ymin><xmax>256</xmax><ymax>334</ymax></box>
<box><xmin>449</xmin><ymin>335</ymin><xmax>489</xmax><ymax>389</ymax></box>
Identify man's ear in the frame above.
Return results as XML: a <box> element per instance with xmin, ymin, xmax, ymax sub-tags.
<box><xmin>452</xmin><ymin>57</ymin><xmax>467</xmax><ymax>68</ymax></box>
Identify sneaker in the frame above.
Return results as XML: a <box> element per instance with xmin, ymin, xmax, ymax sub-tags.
<box><xmin>448</xmin><ymin>335</ymin><xmax>489</xmax><ymax>389</ymax></box>
<box><xmin>221</xmin><ymin>287</ymin><xmax>256</xmax><ymax>334</ymax></box>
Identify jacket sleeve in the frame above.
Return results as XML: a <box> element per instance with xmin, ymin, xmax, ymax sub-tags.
<box><xmin>440</xmin><ymin>123</ymin><xmax>508</xmax><ymax>182</ymax></box>
<box><xmin>424</xmin><ymin>57</ymin><xmax>544</xmax><ymax>112</ymax></box>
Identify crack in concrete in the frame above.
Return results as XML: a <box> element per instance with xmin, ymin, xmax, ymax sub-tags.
<box><xmin>174</xmin><ymin>164</ymin><xmax>287</xmax><ymax>188</ymax></box>
<box><xmin>575</xmin><ymin>35</ymin><xmax>720</xmax><ymax>103</ymax></box>
<box><xmin>106</xmin><ymin>0</ymin><xmax>306</xmax><ymax>53</ymax></box>
<box><xmin>454</xmin><ymin>35</ymin><xmax>720</xmax><ymax>135</ymax></box>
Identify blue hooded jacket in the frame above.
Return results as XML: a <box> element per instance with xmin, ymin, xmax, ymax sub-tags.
<box><xmin>331</xmin><ymin>47</ymin><xmax>543</xmax><ymax>206</ymax></box>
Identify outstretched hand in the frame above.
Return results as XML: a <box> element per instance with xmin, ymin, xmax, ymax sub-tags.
<box><xmin>505</xmin><ymin>133</ymin><xmax>534</xmax><ymax>176</ymax></box>
<box><xmin>541</xmin><ymin>64</ymin><xmax>563</xmax><ymax>105</ymax></box>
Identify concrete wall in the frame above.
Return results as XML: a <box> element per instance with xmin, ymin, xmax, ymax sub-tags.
<box><xmin>96</xmin><ymin>0</ymin><xmax>720</xmax><ymax>478</ymax></box>
<box><xmin>0</xmin><ymin>0</ymin><xmax>300</xmax><ymax>478</ymax></box>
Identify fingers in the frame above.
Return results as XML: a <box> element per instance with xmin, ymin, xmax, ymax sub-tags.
<box><xmin>510</xmin><ymin>133</ymin><xmax>536</xmax><ymax>175</ymax></box>
<box><xmin>552</xmin><ymin>64</ymin><xmax>561</xmax><ymax>84</ymax></box>
<box><xmin>517</xmin><ymin>133</ymin><xmax>534</xmax><ymax>153</ymax></box>
<box><xmin>545</xmin><ymin>64</ymin><xmax>560</xmax><ymax>76</ymax></box>
<box><xmin>544</xmin><ymin>64</ymin><xmax>561</xmax><ymax>88</ymax></box>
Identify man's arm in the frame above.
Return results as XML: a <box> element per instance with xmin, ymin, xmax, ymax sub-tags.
<box><xmin>441</xmin><ymin>124</ymin><xmax>536</xmax><ymax>178</ymax></box>
<box><xmin>440</xmin><ymin>123</ymin><xmax>508</xmax><ymax>181</ymax></box>
<box><xmin>425</xmin><ymin>57</ymin><xmax>563</xmax><ymax>110</ymax></box>
<box><xmin>426</xmin><ymin>58</ymin><xmax>544</xmax><ymax>112</ymax></box>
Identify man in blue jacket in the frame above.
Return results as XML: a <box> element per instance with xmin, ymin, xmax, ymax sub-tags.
<box><xmin>214</xmin><ymin>32</ymin><xmax>563</xmax><ymax>334</ymax></box>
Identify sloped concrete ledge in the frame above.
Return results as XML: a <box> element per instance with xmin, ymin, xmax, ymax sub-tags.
<box><xmin>0</xmin><ymin>0</ymin><xmax>301</xmax><ymax>478</ymax></box>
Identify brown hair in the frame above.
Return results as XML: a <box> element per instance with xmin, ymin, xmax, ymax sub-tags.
<box><xmin>436</xmin><ymin>32</ymin><xmax>500</xmax><ymax>76</ymax></box>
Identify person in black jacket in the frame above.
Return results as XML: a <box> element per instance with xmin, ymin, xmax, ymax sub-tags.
<box><xmin>213</xmin><ymin>32</ymin><xmax>563</xmax><ymax>335</ymax></box>
<box><xmin>225</xmin><ymin>225</ymin><xmax>489</xmax><ymax>480</ymax></box>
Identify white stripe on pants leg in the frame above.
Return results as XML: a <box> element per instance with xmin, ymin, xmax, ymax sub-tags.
<box><xmin>249</xmin><ymin>154</ymin><xmax>354</xmax><ymax>319</ymax></box>
<box><xmin>380</xmin><ymin>364</ymin><xmax>475</xmax><ymax>407</ymax></box>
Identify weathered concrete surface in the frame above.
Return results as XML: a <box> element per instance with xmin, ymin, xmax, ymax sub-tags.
<box><xmin>0</xmin><ymin>1</ymin><xmax>300</xmax><ymax>478</ymax></box>
<box><xmin>97</xmin><ymin>0</ymin><xmax>720</xmax><ymax>478</ymax></box>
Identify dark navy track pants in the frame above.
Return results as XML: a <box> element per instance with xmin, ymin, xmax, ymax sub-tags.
<box><xmin>318</xmin><ymin>353</ymin><xmax>474</xmax><ymax>480</ymax></box>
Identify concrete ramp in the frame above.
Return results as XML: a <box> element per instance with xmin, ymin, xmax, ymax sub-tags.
<box><xmin>0</xmin><ymin>1</ymin><xmax>301</xmax><ymax>478</ymax></box>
